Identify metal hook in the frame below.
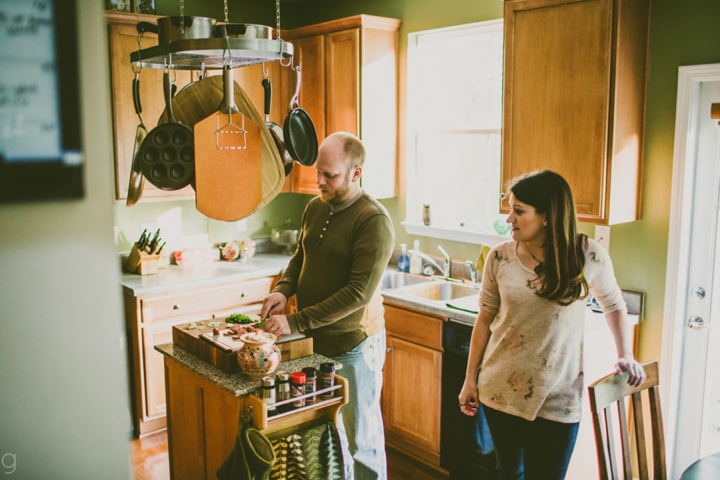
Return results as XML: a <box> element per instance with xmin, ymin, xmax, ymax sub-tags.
<box><xmin>279</xmin><ymin>42</ymin><xmax>293</xmax><ymax>68</ymax></box>
<box><xmin>262</xmin><ymin>62</ymin><xmax>268</xmax><ymax>79</ymax></box>
<box><xmin>244</xmin><ymin>404</ymin><xmax>255</xmax><ymax>427</ymax></box>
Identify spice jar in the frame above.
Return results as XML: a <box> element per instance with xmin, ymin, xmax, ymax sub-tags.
<box><xmin>302</xmin><ymin>367</ymin><xmax>318</xmax><ymax>404</ymax></box>
<box><xmin>275</xmin><ymin>371</ymin><xmax>291</xmax><ymax>412</ymax></box>
<box><xmin>290</xmin><ymin>371</ymin><xmax>306</xmax><ymax>408</ymax></box>
<box><xmin>260</xmin><ymin>375</ymin><xmax>276</xmax><ymax>413</ymax></box>
<box><xmin>319</xmin><ymin>363</ymin><xmax>336</xmax><ymax>399</ymax></box>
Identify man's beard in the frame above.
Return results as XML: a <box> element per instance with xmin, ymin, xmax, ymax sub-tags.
<box><xmin>319</xmin><ymin>171</ymin><xmax>351</xmax><ymax>204</ymax></box>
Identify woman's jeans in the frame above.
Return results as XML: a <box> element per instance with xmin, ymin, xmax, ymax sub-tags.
<box><xmin>333</xmin><ymin>329</ymin><xmax>387</xmax><ymax>480</ymax></box>
<box><xmin>482</xmin><ymin>404</ymin><xmax>580</xmax><ymax>480</ymax></box>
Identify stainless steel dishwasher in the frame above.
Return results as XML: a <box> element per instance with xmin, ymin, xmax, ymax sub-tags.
<box><xmin>441</xmin><ymin>319</ymin><xmax>497</xmax><ymax>479</ymax></box>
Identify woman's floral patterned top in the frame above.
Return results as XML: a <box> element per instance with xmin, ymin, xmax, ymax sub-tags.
<box><xmin>477</xmin><ymin>238</ymin><xmax>625</xmax><ymax>422</ymax></box>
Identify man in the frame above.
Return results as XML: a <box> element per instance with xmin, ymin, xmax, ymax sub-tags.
<box><xmin>260</xmin><ymin>132</ymin><xmax>395</xmax><ymax>480</ymax></box>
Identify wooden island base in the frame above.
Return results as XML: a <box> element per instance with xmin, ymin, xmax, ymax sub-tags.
<box><xmin>159</xmin><ymin>347</ymin><xmax>345</xmax><ymax>480</ymax></box>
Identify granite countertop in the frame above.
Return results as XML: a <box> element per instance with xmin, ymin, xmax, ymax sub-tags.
<box><xmin>155</xmin><ymin>343</ymin><xmax>341</xmax><ymax>396</ymax></box>
<box><xmin>120</xmin><ymin>253</ymin><xmax>292</xmax><ymax>296</ymax></box>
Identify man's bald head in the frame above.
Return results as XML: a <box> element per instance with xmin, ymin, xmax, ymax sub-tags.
<box><xmin>323</xmin><ymin>132</ymin><xmax>365</xmax><ymax>170</ymax></box>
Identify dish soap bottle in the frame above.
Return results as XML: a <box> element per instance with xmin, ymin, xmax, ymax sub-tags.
<box><xmin>397</xmin><ymin>244</ymin><xmax>410</xmax><ymax>272</ymax></box>
<box><xmin>410</xmin><ymin>240</ymin><xmax>423</xmax><ymax>275</ymax></box>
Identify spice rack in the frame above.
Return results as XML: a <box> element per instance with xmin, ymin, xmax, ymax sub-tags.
<box><xmin>245</xmin><ymin>375</ymin><xmax>348</xmax><ymax>437</ymax></box>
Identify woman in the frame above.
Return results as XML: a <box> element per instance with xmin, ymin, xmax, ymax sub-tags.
<box><xmin>458</xmin><ymin>170</ymin><xmax>645</xmax><ymax>480</ymax></box>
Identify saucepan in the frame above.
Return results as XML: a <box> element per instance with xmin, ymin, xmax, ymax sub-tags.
<box><xmin>215</xmin><ymin>23</ymin><xmax>273</xmax><ymax>40</ymax></box>
<box><xmin>284</xmin><ymin>64</ymin><xmax>318</xmax><ymax>167</ymax></box>
<box><xmin>137</xmin><ymin>16</ymin><xmax>217</xmax><ymax>44</ymax></box>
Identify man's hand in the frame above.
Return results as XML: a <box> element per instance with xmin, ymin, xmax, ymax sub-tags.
<box><xmin>261</xmin><ymin>314</ymin><xmax>291</xmax><ymax>336</ymax></box>
<box><xmin>261</xmin><ymin>292</ymin><xmax>288</xmax><ymax>319</ymax></box>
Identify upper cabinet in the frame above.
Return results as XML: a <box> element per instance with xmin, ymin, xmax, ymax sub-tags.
<box><xmin>106</xmin><ymin>12</ymin><xmax>194</xmax><ymax>202</ymax></box>
<box><xmin>501</xmin><ymin>0</ymin><xmax>650</xmax><ymax>224</ymax></box>
<box><xmin>287</xmin><ymin>15</ymin><xmax>401</xmax><ymax>198</ymax></box>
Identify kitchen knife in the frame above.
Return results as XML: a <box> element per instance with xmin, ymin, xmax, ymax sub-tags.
<box><xmin>148</xmin><ymin>228</ymin><xmax>161</xmax><ymax>253</ymax></box>
<box><xmin>137</xmin><ymin>229</ymin><xmax>148</xmax><ymax>249</ymax></box>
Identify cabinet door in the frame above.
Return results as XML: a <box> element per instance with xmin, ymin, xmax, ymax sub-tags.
<box><xmin>383</xmin><ymin>335</ymin><xmax>442</xmax><ymax>460</ymax></box>
<box><xmin>326</xmin><ymin>29</ymin><xmax>359</xmax><ymax>136</ymax></box>
<box><xmin>503</xmin><ymin>0</ymin><xmax>649</xmax><ymax>224</ymax></box>
<box><xmin>107</xmin><ymin>22</ymin><xmax>193</xmax><ymax>202</ymax></box>
<box><xmin>143</xmin><ymin>323</ymin><xmax>173</xmax><ymax>418</ymax></box>
<box><xmin>292</xmin><ymin>35</ymin><xmax>326</xmax><ymax>195</ymax></box>
<box><xmin>502</xmin><ymin>0</ymin><xmax>612</xmax><ymax>219</ymax></box>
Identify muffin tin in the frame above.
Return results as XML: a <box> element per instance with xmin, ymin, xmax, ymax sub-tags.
<box><xmin>138</xmin><ymin>116</ymin><xmax>195</xmax><ymax>190</ymax></box>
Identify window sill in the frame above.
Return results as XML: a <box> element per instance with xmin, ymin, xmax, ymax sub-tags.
<box><xmin>401</xmin><ymin>222</ymin><xmax>510</xmax><ymax>246</ymax></box>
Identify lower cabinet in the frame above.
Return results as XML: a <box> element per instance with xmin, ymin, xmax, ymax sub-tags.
<box><xmin>124</xmin><ymin>276</ymin><xmax>274</xmax><ymax>437</ymax></box>
<box><xmin>382</xmin><ymin>304</ymin><xmax>445</xmax><ymax>468</ymax></box>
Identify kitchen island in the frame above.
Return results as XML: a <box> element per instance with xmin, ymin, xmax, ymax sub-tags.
<box><xmin>155</xmin><ymin>343</ymin><xmax>343</xmax><ymax>480</ymax></box>
<box><xmin>121</xmin><ymin>253</ymin><xmax>294</xmax><ymax>437</ymax></box>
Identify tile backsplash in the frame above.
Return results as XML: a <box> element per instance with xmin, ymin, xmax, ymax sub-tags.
<box><xmin>113</xmin><ymin>192</ymin><xmax>314</xmax><ymax>253</ymax></box>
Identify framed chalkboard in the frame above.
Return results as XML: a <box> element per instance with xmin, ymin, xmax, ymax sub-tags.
<box><xmin>0</xmin><ymin>0</ymin><xmax>84</xmax><ymax>202</ymax></box>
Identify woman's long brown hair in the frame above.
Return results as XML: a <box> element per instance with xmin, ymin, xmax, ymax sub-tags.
<box><xmin>509</xmin><ymin>170</ymin><xmax>589</xmax><ymax>305</ymax></box>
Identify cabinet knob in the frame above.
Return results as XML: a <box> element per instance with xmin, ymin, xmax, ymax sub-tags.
<box><xmin>240</xmin><ymin>292</ymin><xmax>246</xmax><ymax>298</ymax></box>
<box><xmin>386</xmin><ymin>348</ymin><xmax>392</xmax><ymax>353</ymax></box>
<box><xmin>173</xmin><ymin>304</ymin><xmax>181</xmax><ymax>310</ymax></box>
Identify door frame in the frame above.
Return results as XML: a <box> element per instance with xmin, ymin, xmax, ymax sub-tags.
<box><xmin>661</xmin><ymin>63</ymin><xmax>720</xmax><ymax>476</ymax></box>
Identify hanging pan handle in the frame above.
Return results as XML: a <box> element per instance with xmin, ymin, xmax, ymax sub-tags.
<box><xmin>163</xmin><ymin>68</ymin><xmax>176</xmax><ymax>123</ymax></box>
<box><xmin>262</xmin><ymin>77</ymin><xmax>272</xmax><ymax>121</ymax></box>
<box><xmin>288</xmin><ymin>64</ymin><xmax>301</xmax><ymax>113</ymax></box>
<box><xmin>132</xmin><ymin>73</ymin><xmax>144</xmax><ymax>125</ymax></box>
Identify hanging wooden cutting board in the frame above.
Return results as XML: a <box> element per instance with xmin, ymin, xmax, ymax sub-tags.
<box><xmin>159</xmin><ymin>74</ymin><xmax>284</xmax><ymax>221</ymax></box>
<box><xmin>194</xmin><ymin>111</ymin><xmax>264</xmax><ymax>221</ymax></box>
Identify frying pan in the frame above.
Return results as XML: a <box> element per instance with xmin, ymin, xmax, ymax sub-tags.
<box><xmin>262</xmin><ymin>75</ymin><xmax>293</xmax><ymax>176</ymax></box>
<box><xmin>127</xmin><ymin>73</ymin><xmax>147</xmax><ymax>206</ymax></box>
<box><xmin>137</xmin><ymin>69</ymin><xmax>195</xmax><ymax>190</ymax></box>
<box><xmin>283</xmin><ymin>65</ymin><xmax>318</xmax><ymax>166</ymax></box>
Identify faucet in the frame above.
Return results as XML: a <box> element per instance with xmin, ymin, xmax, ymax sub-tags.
<box><xmin>466</xmin><ymin>260</ymin><xmax>479</xmax><ymax>288</ymax></box>
<box><xmin>408</xmin><ymin>245</ymin><xmax>451</xmax><ymax>278</ymax></box>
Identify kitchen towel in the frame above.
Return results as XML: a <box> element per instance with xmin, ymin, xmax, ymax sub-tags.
<box><xmin>476</xmin><ymin>243</ymin><xmax>492</xmax><ymax>275</ymax></box>
<box><xmin>217</xmin><ymin>420</ymin><xmax>276</xmax><ymax>480</ymax></box>
<box><xmin>269</xmin><ymin>421</ymin><xmax>344</xmax><ymax>480</ymax></box>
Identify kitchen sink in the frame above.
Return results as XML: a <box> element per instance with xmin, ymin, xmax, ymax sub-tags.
<box><xmin>381</xmin><ymin>271</ymin><xmax>435</xmax><ymax>289</ymax></box>
<box><xmin>397</xmin><ymin>282</ymin><xmax>478</xmax><ymax>301</ymax></box>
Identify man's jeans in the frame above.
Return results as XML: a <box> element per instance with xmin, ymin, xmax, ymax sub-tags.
<box><xmin>333</xmin><ymin>329</ymin><xmax>387</xmax><ymax>480</ymax></box>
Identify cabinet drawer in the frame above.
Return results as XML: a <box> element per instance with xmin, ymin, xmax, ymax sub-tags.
<box><xmin>141</xmin><ymin>277</ymin><xmax>273</xmax><ymax>323</ymax></box>
<box><xmin>384</xmin><ymin>304</ymin><xmax>444</xmax><ymax>351</ymax></box>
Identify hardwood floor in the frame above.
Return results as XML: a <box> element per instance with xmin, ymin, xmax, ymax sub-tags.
<box><xmin>132</xmin><ymin>431</ymin><xmax>449</xmax><ymax>480</ymax></box>
<box><xmin>132</xmin><ymin>431</ymin><xmax>169</xmax><ymax>480</ymax></box>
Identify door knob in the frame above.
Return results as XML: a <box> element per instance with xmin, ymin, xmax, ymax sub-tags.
<box><xmin>692</xmin><ymin>287</ymin><xmax>706</xmax><ymax>298</ymax></box>
<box><xmin>688</xmin><ymin>315</ymin><xmax>709</xmax><ymax>329</ymax></box>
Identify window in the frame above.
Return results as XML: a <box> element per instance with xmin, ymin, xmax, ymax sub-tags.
<box><xmin>405</xmin><ymin>19</ymin><xmax>507</xmax><ymax>244</ymax></box>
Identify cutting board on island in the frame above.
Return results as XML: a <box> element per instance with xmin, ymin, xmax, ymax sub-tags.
<box><xmin>173</xmin><ymin>319</ymin><xmax>313</xmax><ymax>374</ymax></box>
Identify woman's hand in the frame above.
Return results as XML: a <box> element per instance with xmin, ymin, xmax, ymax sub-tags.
<box><xmin>615</xmin><ymin>356</ymin><xmax>646</xmax><ymax>387</ymax></box>
<box><xmin>458</xmin><ymin>380</ymin><xmax>480</xmax><ymax>417</ymax></box>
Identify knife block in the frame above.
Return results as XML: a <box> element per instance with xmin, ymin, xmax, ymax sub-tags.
<box><xmin>124</xmin><ymin>243</ymin><xmax>160</xmax><ymax>275</ymax></box>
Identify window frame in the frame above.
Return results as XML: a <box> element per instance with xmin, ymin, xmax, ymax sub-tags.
<box><xmin>404</xmin><ymin>18</ymin><xmax>508</xmax><ymax>246</ymax></box>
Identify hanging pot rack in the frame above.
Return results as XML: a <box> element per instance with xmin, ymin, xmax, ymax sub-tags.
<box><xmin>130</xmin><ymin>0</ymin><xmax>294</xmax><ymax>70</ymax></box>
<box><xmin>130</xmin><ymin>37</ymin><xmax>293</xmax><ymax>70</ymax></box>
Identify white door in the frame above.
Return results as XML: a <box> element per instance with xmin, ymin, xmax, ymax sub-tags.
<box><xmin>664</xmin><ymin>66</ymin><xmax>720</xmax><ymax>479</ymax></box>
